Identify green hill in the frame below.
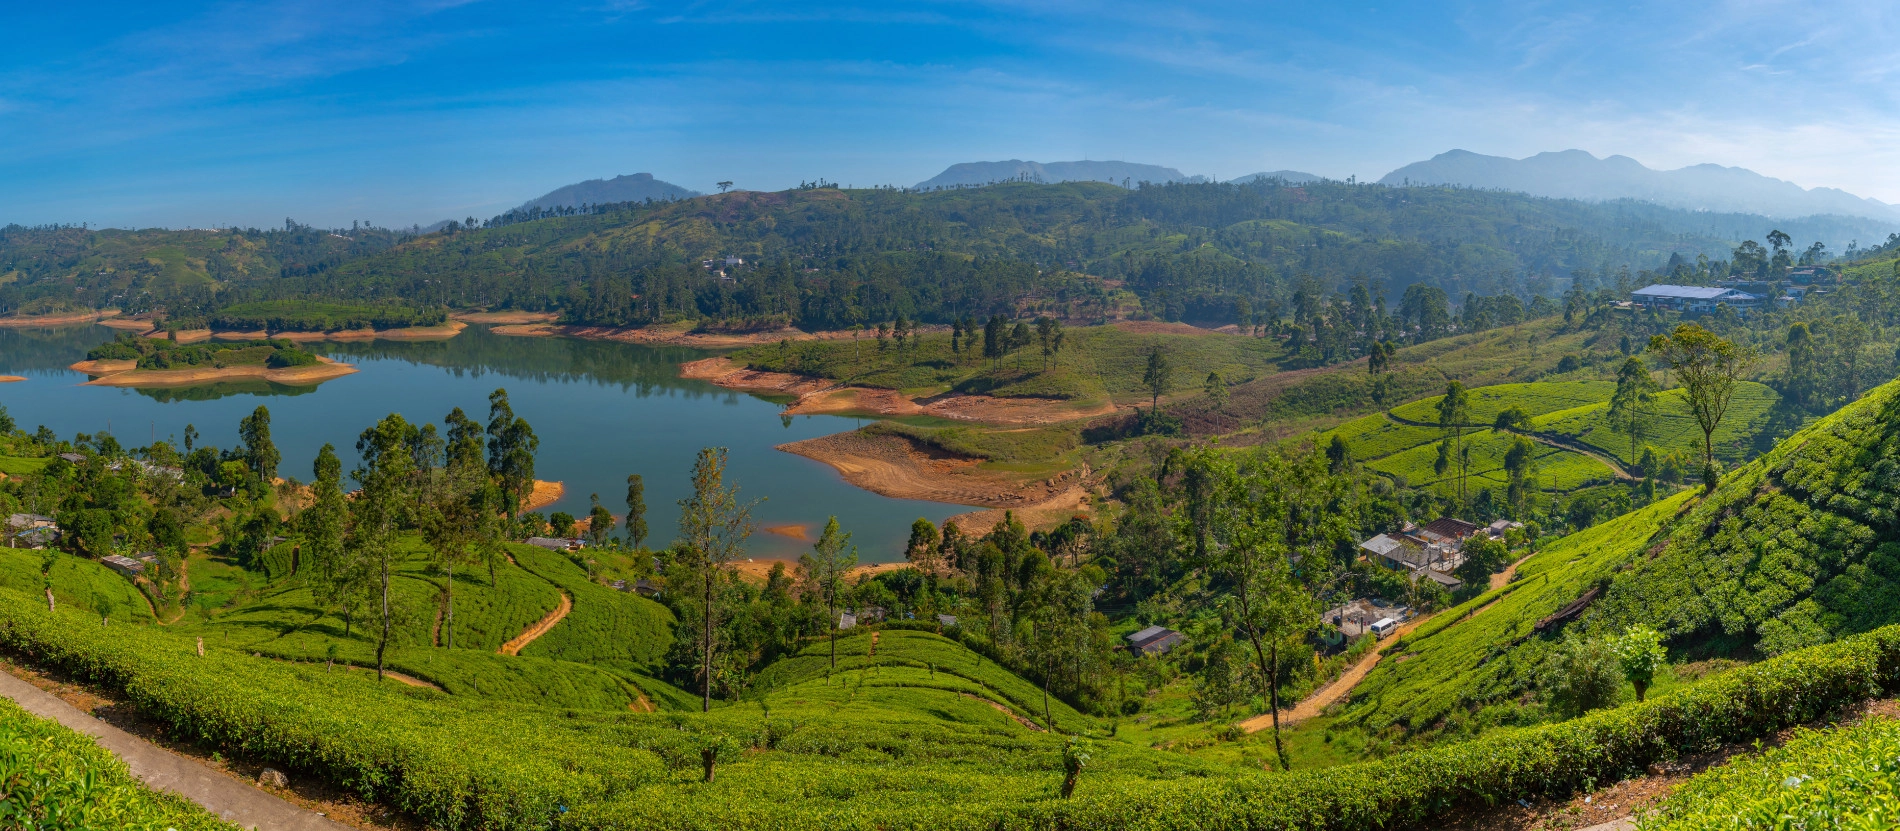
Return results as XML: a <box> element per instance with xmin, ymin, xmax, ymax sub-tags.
<box><xmin>1333</xmin><ymin>374</ymin><xmax>1900</xmax><ymax>745</ymax></box>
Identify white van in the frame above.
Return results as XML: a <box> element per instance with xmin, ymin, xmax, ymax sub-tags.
<box><xmin>1369</xmin><ymin>618</ymin><xmax>1398</xmax><ymax>639</ymax></box>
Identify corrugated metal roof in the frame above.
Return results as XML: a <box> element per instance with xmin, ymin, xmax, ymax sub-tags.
<box><xmin>1633</xmin><ymin>284</ymin><xmax>1761</xmax><ymax>301</ymax></box>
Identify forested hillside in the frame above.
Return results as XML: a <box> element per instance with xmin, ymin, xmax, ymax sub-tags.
<box><xmin>6</xmin><ymin>179</ymin><xmax>1879</xmax><ymax>329</ymax></box>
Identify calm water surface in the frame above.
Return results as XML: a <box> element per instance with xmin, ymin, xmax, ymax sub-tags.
<box><xmin>0</xmin><ymin>324</ymin><xmax>962</xmax><ymax>560</ymax></box>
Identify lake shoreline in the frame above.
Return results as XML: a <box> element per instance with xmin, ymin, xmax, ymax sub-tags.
<box><xmin>0</xmin><ymin>309</ymin><xmax>123</xmax><ymax>327</ymax></box>
<box><xmin>69</xmin><ymin>356</ymin><xmax>359</xmax><ymax>387</ymax></box>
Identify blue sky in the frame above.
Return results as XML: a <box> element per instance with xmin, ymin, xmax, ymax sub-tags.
<box><xmin>4</xmin><ymin>1</ymin><xmax>1897</xmax><ymax>228</ymax></box>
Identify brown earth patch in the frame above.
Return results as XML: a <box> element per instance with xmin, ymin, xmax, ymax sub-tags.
<box><xmin>212</xmin><ymin>329</ymin><xmax>271</xmax><ymax>340</ymax></box>
<box><xmin>0</xmin><ymin>309</ymin><xmax>121</xmax><ymax>327</ymax></box>
<box><xmin>945</xmin><ymin>484</ymin><xmax>1094</xmax><ymax>534</ymax></box>
<box><xmin>763</xmin><ymin>523</ymin><xmax>813</xmax><ymax>542</ymax></box>
<box><xmin>97</xmin><ymin>316</ymin><xmax>157</xmax><ymax>332</ymax></box>
<box><xmin>681</xmin><ymin>356</ymin><xmax>836</xmax><ymax>396</ymax></box>
<box><xmin>71</xmin><ymin>356</ymin><xmax>358</xmax><ymax>387</ymax></box>
<box><xmin>729</xmin><ymin>559</ymin><xmax>915</xmax><ymax>583</ymax></box>
<box><xmin>778</xmin><ymin>430</ymin><xmax>1071</xmax><ymax>508</ymax></box>
<box><xmin>521</xmin><ymin>480</ymin><xmax>565</xmax><ymax>513</ymax></box>
<box><xmin>168</xmin><ymin>329</ymin><xmax>213</xmax><ymax>343</ymax></box>
<box><xmin>1111</xmin><ymin>319</ymin><xmax>1233</xmax><ymax>337</ymax></box>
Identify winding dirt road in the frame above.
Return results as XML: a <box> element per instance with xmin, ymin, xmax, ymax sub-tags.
<box><xmin>498</xmin><ymin>591</ymin><xmax>572</xmax><ymax>656</ymax></box>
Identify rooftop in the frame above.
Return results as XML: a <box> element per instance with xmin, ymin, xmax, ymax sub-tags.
<box><xmin>1633</xmin><ymin>284</ymin><xmax>1762</xmax><ymax>301</ymax></box>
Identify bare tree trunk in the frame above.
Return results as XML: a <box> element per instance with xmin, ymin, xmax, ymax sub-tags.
<box><xmin>702</xmin><ymin>570</ymin><xmax>714</xmax><ymax>713</ymax></box>
<box><xmin>445</xmin><ymin>563</ymin><xmax>454</xmax><ymax>651</ymax></box>
<box><xmin>45</xmin><ymin>588</ymin><xmax>54</xmax><ymax>613</ymax></box>
<box><xmin>828</xmin><ymin>599</ymin><xmax>837</xmax><ymax>669</ymax></box>
<box><xmin>1243</xmin><ymin>627</ymin><xmax>1289</xmax><ymax>771</ymax></box>
<box><xmin>376</xmin><ymin>560</ymin><xmax>390</xmax><ymax>681</ymax></box>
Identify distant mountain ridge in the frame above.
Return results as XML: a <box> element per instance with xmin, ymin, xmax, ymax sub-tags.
<box><xmin>1228</xmin><ymin>170</ymin><xmax>1322</xmax><ymax>185</ymax></box>
<box><xmin>915</xmin><ymin>160</ymin><xmax>1206</xmax><ymax>190</ymax></box>
<box><xmin>521</xmin><ymin>173</ymin><xmax>700</xmax><ymax>211</ymax></box>
<box><xmin>1380</xmin><ymin>149</ymin><xmax>1900</xmax><ymax>221</ymax></box>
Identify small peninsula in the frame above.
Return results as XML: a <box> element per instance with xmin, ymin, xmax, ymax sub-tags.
<box><xmin>70</xmin><ymin>333</ymin><xmax>357</xmax><ymax>387</ymax></box>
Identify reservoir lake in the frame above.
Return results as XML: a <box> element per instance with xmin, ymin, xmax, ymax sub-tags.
<box><xmin>0</xmin><ymin>324</ymin><xmax>965</xmax><ymax>560</ymax></box>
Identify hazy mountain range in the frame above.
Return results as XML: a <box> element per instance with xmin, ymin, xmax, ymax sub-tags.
<box><xmin>914</xmin><ymin>160</ymin><xmax>1209</xmax><ymax>189</ymax></box>
<box><xmin>1380</xmin><ymin>150</ymin><xmax>1900</xmax><ymax>221</ymax></box>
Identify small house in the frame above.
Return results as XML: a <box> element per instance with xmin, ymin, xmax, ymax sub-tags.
<box><xmin>1416</xmin><ymin>517</ymin><xmax>1482</xmax><ymax>544</ymax></box>
<box><xmin>1423</xmin><ymin>568</ymin><xmax>1463</xmax><ymax>591</ymax></box>
<box><xmin>1360</xmin><ymin>534</ymin><xmax>1424</xmax><ymax>570</ymax></box>
<box><xmin>634</xmin><ymin>578</ymin><xmax>659</xmax><ymax>598</ymax></box>
<box><xmin>838</xmin><ymin>612</ymin><xmax>857</xmax><ymax>630</ymax></box>
<box><xmin>58</xmin><ymin>453</ymin><xmax>86</xmax><ymax>464</ymax></box>
<box><xmin>1125</xmin><ymin>625</ymin><xmax>1184</xmax><ymax>656</ymax></box>
<box><xmin>609</xmin><ymin>579</ymin><xmax>628</xmax><ymax>592</ymax></box>
<box><xmin>935</xmin><ymin>614</ymin><xmax>958</xmax><ymax>628</ymax></box>
<box><xmin>860</xmin><ymin>606</ymin><xmax>888</xmax><ymax>623</ymax></box>
<box><xmin>6</xmin><ymin>514</ymin><xmax>54</xmax><ymax>531</ymax></box>
<box><xmin>101</xmin><ymin>555</ymin><xmax>145</xmax><ymax>577</ymax></box>
<box><xmin>14</xmin><ymin>527</ymin><xmax>58</xmax><ymax>549</ymax></box>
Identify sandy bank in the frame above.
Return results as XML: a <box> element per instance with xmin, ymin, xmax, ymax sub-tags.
<box><xmin>778</xmin><ymin>430</ymin><xmax>1084</xmax><ymax>510</ymax></box>
<box><xmin>684</xmin><ymin>356</ymin><xmax>1118</xmax><ymax>425</ymax></box>
<box><xmin>452</xmin><ymin>310</ymin><xmax>559</xmax><ymax>324</ymax></box>
<box><xmin>0</xmin><ymin>376</ymin><xmax>24</xmax><ymax>383</ymax></box>
<box><xmin>71</xmin><ymin>356</ymin><xmax>358</xmax><ymax>388</ymax></box>
<box><xmin>521</xmin><ymin>480</ymin><xmax>565</xmax><ymax>513</ymax></box>
<box><xmin>97</xmin><ymin>316</ymin><xmax>157</xmax><ymax>332</ymax></box>
<box><xmin>763</xmin><ymin>523</ymin><xmax>813</xmax><ymax>542</ymax></box>
<box><xmin>0</xmin><ymin>309</ymin><xmax>121</xmax><ymax>327</ymax></box>
<box><xmin>167</xmin><ymin>329</ymin><xmax>213</xmax><ymax>344</ymax></box>
<box><xmin>730</xmin><ymin>558</ymin><xmax>915</xmax><ymax>583</ymax></box>
<box><xmin>266</xmin><ymin>321</ymin><xmax>467</xmax><ymax>342</ymax></box>
<box><xmin>943</xmin><ymin>485</ymin><xmax>1095</xmax><ymax>535</ymax></box>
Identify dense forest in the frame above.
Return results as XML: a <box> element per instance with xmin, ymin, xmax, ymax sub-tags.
<box><xmin>6</xmin><ymin>180</ymin><xmax>1894</xmax><ymax>333</ymax></box>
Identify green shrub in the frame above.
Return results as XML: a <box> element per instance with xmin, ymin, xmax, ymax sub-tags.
<box><xmin>0</xmin><ymin>695</ymin><xmax>238</xmax><ymax>830</ymax></box>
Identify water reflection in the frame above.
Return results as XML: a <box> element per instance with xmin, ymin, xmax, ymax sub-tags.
<box><xmin>0</xmin><ymin>322</ymin><xmax>963</xmax><ymax>560</ymax></box>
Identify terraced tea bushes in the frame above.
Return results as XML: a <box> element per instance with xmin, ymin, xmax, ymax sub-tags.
<box><xmin>0</xmin><ymin>695</ymin><xmax>238</xmax><ymax>830</ymax></box>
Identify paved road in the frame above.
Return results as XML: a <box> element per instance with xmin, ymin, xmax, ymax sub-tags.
<box><xmin>0</xmin><ymin>668</ymin><xmax>351</xmax><ymax>831</ymax></box>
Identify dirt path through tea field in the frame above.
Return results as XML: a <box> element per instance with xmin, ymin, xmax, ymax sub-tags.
<box><xmin>1240</xmin><ymin>613</ymin><xmax>1435</xmax><ymax>733</ymax></box>
<box><xmin>499</xmin><ymin>591</ymin><xmax>572</xmax><ymax>656</ymax></box>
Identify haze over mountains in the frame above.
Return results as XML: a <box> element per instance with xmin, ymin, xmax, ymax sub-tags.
<box><xmin>914</xmin><ymin>160</ymin><xmax>1209</xmax><ymax>189</ymax></box>
<box><xmin>1380</xmin><ymin>150</ymin><xmax>1900</xmax><ymax>221</ymax></box>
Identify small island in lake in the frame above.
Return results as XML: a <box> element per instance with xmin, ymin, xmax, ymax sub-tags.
<box><xmin>70</xmin><ymin>332</ymin><xmax>357</xmax><ymax>387</ymax></box>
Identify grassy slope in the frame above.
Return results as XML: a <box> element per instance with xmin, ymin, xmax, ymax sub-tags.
<box><xmin>0</xmin><ymin>455</ymin><xmax>50</xmax><ymax>475</ymax></box>
<box><xmin>736</xmin><ymin>324</ymin><xmax>1287</xmax><ymax>404</ymax></box>
<box><xmin>1533</xmin><ymin>382</ymin><xmax>1788</xmax><ymax>466</ymax></box>
<box><xmin>508</xmin><ymin>543</ymin><xmax>674</xmax><ymax>670</ymax></box>
<box><xmin>161</xmin><ymin>537</ymin><xmax>672</xmax><ymax>710</ymax></box>
<box><xmin>1345</xmin><ymin>375</ymin><xmax>1900</xmax><ymax>738</ymax></box>
<box><xmin>0</xmin><ymin>550</ymin><xmax>157</xmax><ymax>623</ymax></box>
<box><xmin>0</xmin><ymin>695</ymin><xmax>238</xmax><ymax>831</ymax></box>
<box><xmin>1588</xmin><ymin>377</ymin><xmax>1900</xmax><ymax>657</ymax></box>
<box><xmin>754</xmin><ymin>628</ymin><xmax>1093</xmax><ymax>730</ymax></box>
<box><xmin>1342</xmin><ymin>488</ymin><xmax>1696</xmax><ymax>733</ymax></box>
